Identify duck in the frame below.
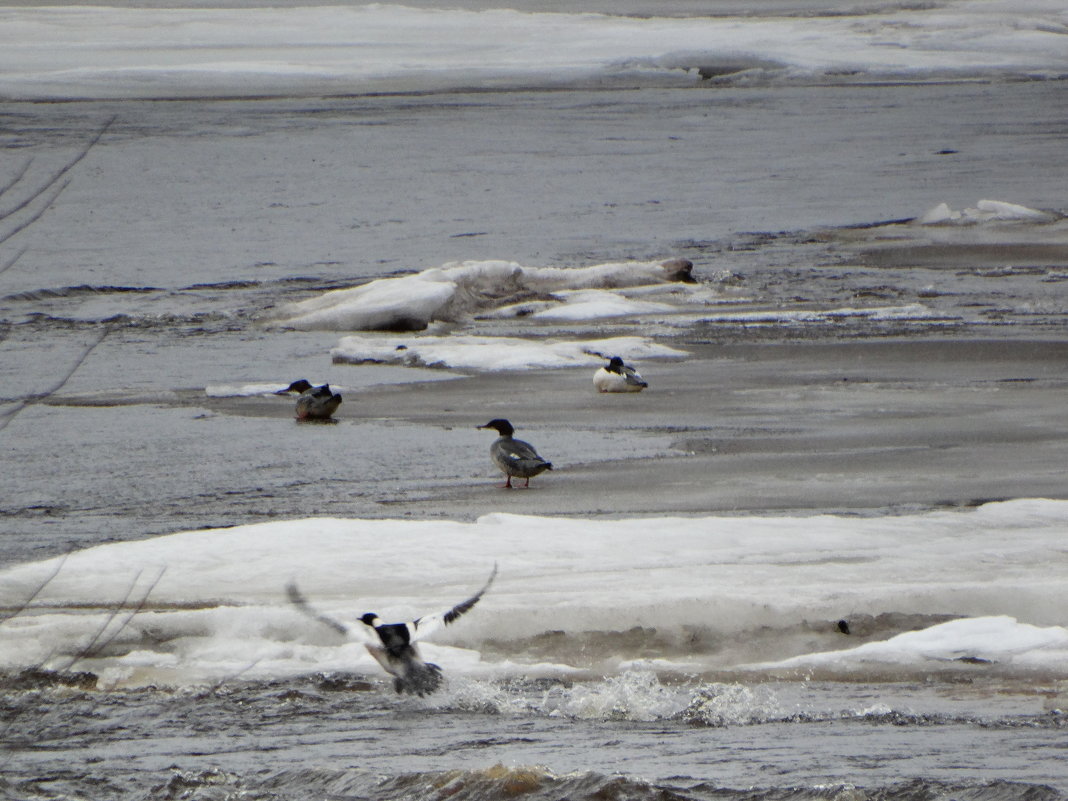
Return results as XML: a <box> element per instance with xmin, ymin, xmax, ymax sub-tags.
<box><xmin>477</xmin><ymin>419</ymin><xmax>553</xmax><ymax>488</ymax></box>
<box><xmin>286</xmin><ymin>565</ymin><xmax>497</xmax><ymax>696</ymax></box>
<box><xmin>279</xmin><ymin>379</ymin><xmax>342</xmax><ymax>420</ymax></box>
<box><xmin>593</xmin><ymin>356</ymin><xmax>648</xmax><ymax>393</ymax></box>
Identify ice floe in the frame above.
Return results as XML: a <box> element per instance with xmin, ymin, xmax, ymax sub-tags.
<box><xmin>917</xmin><ymin>199</ymin><xmax>1061</xmax><ymax>226</ymax></box>
<box><xmin>331</xmin><ymin>334</ymin><xmax>687</xmax><ymax>371</ymax></box>
<box><xmin>3</xmin><ymin>0</ymin><xmax>1067</xmax><ymax>100</ymax></box>
<box><xmin>1</xmin><ymin>499</ymin><xmax>1066</xmax><ymax>687</ymax></box>
<box><xmin>752</xmin><ymin>616</ymin><xmax>1068</xmax><ymax>673</ymax></box>
<box><xmin>204</xmin><ymin>382</ymin><xmax>309</xmax><ymax>398</ymax></box>
<box><xmin>273</xmin><ymin>259</ymin><xmax>702</xmax><ymax>332</ymax></box>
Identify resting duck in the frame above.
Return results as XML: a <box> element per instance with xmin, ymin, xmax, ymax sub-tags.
<box><xmin>594</xmin><ymin>356</ymin><xmax>648</xmax><ymax>393</ymax></box>
<box><xmin>280</xmin><ymin>379</ymin><xmax>342</xmax><ymax>420</ymax></box>
<box><xmin>477</xmin><ymin>419</ymin><xmax>553</xmax><ymax>488</ymax></box>
<box><xmin>286</xmin><ymin>564</ymin><xmax>497</xmax><ymax>695</ymax></box>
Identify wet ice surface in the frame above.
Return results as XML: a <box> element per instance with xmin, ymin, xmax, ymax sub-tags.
<box><xmin>1</xmin><ymin>80</ymin><xmax>1067</xmax><ymax>558</ymax></box>
<box><xmin>4</xmin><ymin>333</ymin><xmax>1066</xmax><ymax>567</ymax></box>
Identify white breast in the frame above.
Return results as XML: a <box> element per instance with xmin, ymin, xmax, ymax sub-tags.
<box><xmin>594</xmin><ymin>367</ymin><xmax>645</xmax><ymax>392</ymax></box>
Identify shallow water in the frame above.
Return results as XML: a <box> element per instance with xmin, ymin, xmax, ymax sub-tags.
<box><xmin>4</xmin><ymin>672</ymin><xmax>1068</xmax><ymax>800</ymax></box>
<box><xmin>2</xmin><ymin>82</ymin><xmax>1067</xmax><ymax>565</ymax></box>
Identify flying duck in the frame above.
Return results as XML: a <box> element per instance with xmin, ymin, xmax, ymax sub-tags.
<box><xmin>477</xmin><ymin>419</ymin><xmax>553</xmax><ymax>488</ymax></box>
<box><xmin>593</xmin><ymin>356</ymin><xmax>647</xmax><ymax>393</ymax></box>
<box><xmin>280</xmin><ymin>379</ymin><xmax>342</xmax><ymax>421</ymax></box>
<box><xmin>286</xmin><ymin>564</ymin><xmax>497</xmax><ymax>696</ymax></box>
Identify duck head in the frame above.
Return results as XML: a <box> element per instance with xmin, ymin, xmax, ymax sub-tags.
<box><xmin>359</xmin><ymin>613</ymin><xmax>381</xmax><ymax>627</ymax></box>
<box><xmin>478</xmin><ymin>419</ymin><xmax>514</xmax><ymax>437</ymax></box>
<box><xmin>279</xmin><ymin>379</ymin><xmax>313</xmax><ymax>395</ymax></box>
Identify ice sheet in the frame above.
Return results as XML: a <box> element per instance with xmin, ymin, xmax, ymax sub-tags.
<box><xmin>2</xmin><ymin>499</ymin><xmax>1066</xmax><ymax>686</ymax></box>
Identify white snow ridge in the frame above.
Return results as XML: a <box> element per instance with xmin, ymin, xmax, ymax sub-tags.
<box><xmin>273</xmin><ymin>258</ymin><xmax>700</xmax><ymax>332</ymax></box>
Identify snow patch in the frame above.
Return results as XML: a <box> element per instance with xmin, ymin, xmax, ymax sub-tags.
<box><xmin>331</xmin><ymin>334</ymin><xmax>687</xmax><ymax>371</ymax></box>
<box><xmin>917</xmin><ymin>199</ymin><xmax>1060</xmax><ymax>226</ymax></box>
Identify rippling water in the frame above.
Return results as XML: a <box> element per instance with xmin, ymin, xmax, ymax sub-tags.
<box><xmin>4</xmin><ymin>670</ymin><xmax>1068</xmax><ymax>801</ymax></box>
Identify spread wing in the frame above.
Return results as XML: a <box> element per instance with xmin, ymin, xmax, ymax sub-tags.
<box><xmin>410</xmin><ymin>563</ymin><xmax>498</xmax><ymax>643</ymax></box>
<box><xmin>286</xmin><ymin>581</ymin><xmax>357</xmax><ymax>638</ymax></box>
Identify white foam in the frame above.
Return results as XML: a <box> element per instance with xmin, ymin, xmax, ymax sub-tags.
<box><xmin>1</xmin><ymin>499</ymin><xmax>1067</xmax><ymax>687</ymax></box>
<box><xmin>331</xmin><ymin>334</ymin><xmax>687</xmax><ymax>371</ymax></box>
<box><xmin>544</xmin><ymin>670</ymin><xmax>685</xmax><ymax>721</ymax></box>
<box><xmin>438</xmin><ymin>673</ymin><xmax>785</xmax><ymax>724</ymax></box>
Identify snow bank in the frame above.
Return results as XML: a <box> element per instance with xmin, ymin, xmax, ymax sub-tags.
<box><xmin>752</xmin><ymin>616</ymin><xmax>1068</xmax><ymax>673</ymax></box>
<box><xmin>1</xmin><ymin>500</ymin><xmax>1066</xmax><ymax>686</ymax></box>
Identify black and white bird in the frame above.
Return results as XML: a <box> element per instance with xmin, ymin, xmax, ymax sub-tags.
<box><xmin>593</xmin><ymin>356</ymin><xmax>648</xmax><ymax>393</ymax></box>
<box><xmin>279</xmin><ymin>379</ymin><xmax>343</xmax><ymax>421</ymax></box>
<box><xmin>286</xmin><ymin>564</ymin><xmax>497</xmax><ymax>695</ymax></box>
<box><xmin>477</xmin><ymin>419</ymin><xmax>553</xmax><ymax>488</ymax></box>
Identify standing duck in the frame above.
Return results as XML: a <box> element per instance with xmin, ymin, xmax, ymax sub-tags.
<box><xmin>280</xmin><ymin>379</ymin><xmax>343</xmax><ymax>420</ymax></box>
<box><xmin>477</xmin><ymin>419</ymin><xmax>553</xmax><ymax>488</ymax></box>
<box><xmin>594</xmin><ymin>356</ymin><xmax>648</xmax><ymax>393</ymax></box>
<box><xmin>286</xmin><ymin>565</ymin><xmax>497</xmax><ymax>696</ymax></box>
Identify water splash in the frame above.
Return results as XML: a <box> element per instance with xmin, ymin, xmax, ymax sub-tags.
<box><xmin>678</xmin><ymin>682</ymin><xmax>785</xmax><ymax>727</ymax></box>
<box><xmin>524</xmin><ymin>671</ymin><xmax>786</xmax><ymax>725</ymax></box>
